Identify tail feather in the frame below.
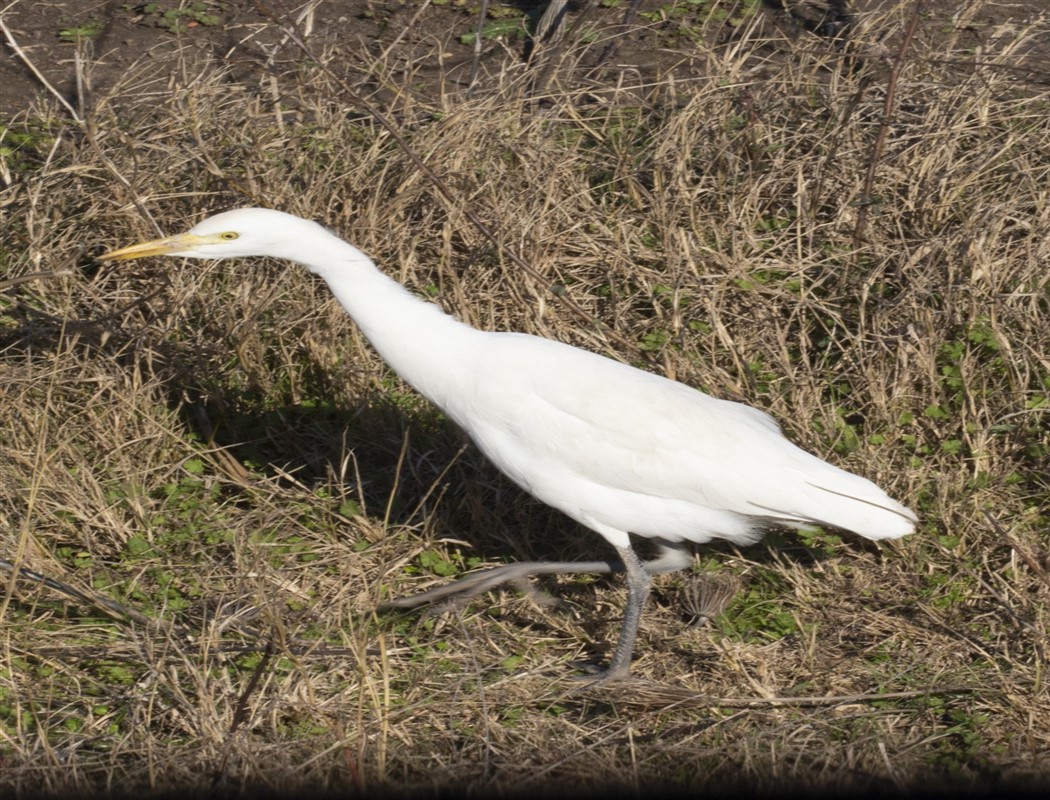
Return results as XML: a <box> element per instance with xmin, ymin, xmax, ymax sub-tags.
<box><xmin>803</xmin><ymin>481</ymin><xmax>916</xmax><ymax>539</ymax></box>
<box><xmin>746</xmin><ymin>457</ymin><xmax>916</xmax><ymax>540</ymax></box>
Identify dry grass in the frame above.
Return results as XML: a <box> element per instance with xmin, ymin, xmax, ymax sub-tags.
<box><xmin>2</xmin><ymin>2</ymin><xmax>1049</xmax><ymax>795</ymax></box>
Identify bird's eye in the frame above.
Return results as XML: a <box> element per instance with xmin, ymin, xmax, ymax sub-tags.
<box><xmin>220</xmin><ymin>232</ymin><xmax>239</xmax><ymax>241</ymax></box>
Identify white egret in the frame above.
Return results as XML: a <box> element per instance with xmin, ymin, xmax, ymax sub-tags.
<box><xmin>102</xmin><ymin>208</ymin><xmax>917</xmax><ymax>682</ymax></box>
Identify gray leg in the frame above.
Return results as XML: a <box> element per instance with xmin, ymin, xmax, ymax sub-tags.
<box><xmin>381</xmin><ymin>542</ymin><xmax>690</xmax><ymax>610</ymax></box>
<box><xmin>597</xmin><ymin>543</ymin><xmax>651</xmax><ymax>682</ymax></box>
<box><xmin>381</xmin><ymin>541</ymin><xmax>690</xmax><ymax>682</ymax></box>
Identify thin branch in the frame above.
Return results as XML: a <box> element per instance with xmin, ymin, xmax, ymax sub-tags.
<box><xmin>587</xmin><ymin>0</ymin><xmax>646</xmax><ymax>78</ymax></box>
<box><xmin>0</xmin><ymin>556</ymin><xmax>157</xmax><ymax>627</ymax></box>
<box><xmin>984</xmin><ymin>509</ymin><xmax>1050</xmax><ymax>591</ymax></box>
<box><xmin>585</xmin><ymin>683</ymin><xmax>977</xmax><ymax>709</ymax></box>
<box><xmin>852</xmin><ymin>1</ymin><xmax>925</xmax><ymax>252</ymax></box>
<box><xmin>0</xmin><ymin>15</ymin><xmax>83</xmax><ymax>124</ymax></box>
<box><xmin>0</xmin><ymin>270</ymin><xmax>74</xmax><ymax>292</ymax></box>
<box><xmin>212</xmin><ymin>637</ymin><xmax>276</xmax><ymax>789</ymax></box>
<box><xmin>467</xmin><ymin>0</ymin><xmax>489</xmax><ymax>95</ymax></box>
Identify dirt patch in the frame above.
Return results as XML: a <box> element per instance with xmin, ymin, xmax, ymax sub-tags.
<box><xmin>3</xmin><ymin>0</ymin><xmax>1046</xmax><ymax>119</ymax></box>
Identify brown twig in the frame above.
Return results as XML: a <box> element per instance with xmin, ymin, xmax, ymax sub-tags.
<box><xmin>587</xmin><ymin>0</ymin><xmax>646</xmax><ymax>79</ymax></box>
<box><xmin>587</xmin><ymin>683</ymin><xmax>977</xmax><ymax>709</ymax></box>
<box><xmin>466</xmin><ymin>0</ymin><xmax>489</xmax><ymax>96</ymax></box>
<box><xmin>852</xmin><ymin>1</ymin><xmax>925</xmax><ymax>252</ymax></box>
<box><xmin>528</xmin><ymin>1</ymin><xmax>595</xmax><ymax>101</ymax></box>
<box><xmin>212</xmin><ymin>636</ymin><xmax>276</xmax><ymax>788</ymax></box>
<box><xmin>0</xmin><ymin>271</ymin><xmax>74</xmax><ymax>293</ymax></box>
<box><xmin>0</xmin><ymin>16</ymin><xmax>83</xmax><ymax>124</ymax></box>
<box><xmin>984</xmin><ymin>509</ymin><xmax>1050</xmax><ymax>591</ymax></box>
<box><xmin>0</xmin><ymin>556</ymin><xmax>160</xmax><ymax>628</ymax></box>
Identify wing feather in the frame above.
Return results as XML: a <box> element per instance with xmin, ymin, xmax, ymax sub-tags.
<box><xmin>453</xmin><ymin>334</ymin><xmax>914</xmax><ymax>541</ymax></box>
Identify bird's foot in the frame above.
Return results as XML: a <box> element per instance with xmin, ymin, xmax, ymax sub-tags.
<box><xmin>565</xmin><ymin>660</ymin><xmax>633</xmax><ymax>693</ymax></box>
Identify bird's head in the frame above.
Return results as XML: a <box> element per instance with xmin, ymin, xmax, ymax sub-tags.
<box><xmin>101</xmin><ymin>208</ymin><xmax>326</xmax><ymax>262</ymax></box>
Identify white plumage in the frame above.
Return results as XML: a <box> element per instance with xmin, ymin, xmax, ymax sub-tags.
<box><xmin>103</xmin><ymin>208</ymin><xmax>916</xmax><ymax>682</ymax></box>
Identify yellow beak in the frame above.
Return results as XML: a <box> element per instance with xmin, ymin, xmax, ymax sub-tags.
<box><xmin>100</xmin><ymin>233</ymin><xmax>205</xmax><ymax>261</ymax></box>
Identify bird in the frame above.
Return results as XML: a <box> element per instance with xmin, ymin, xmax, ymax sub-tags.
<box><xmin>102</xmin><ymin>208</ymin><xmax>917</xmax><ymax>683</ymax></box>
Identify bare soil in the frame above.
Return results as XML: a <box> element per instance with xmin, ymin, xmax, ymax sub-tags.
<box><xmin>4</xmin><ymin>0</ymin><xmax>1047</xmax><ymax>116</ymax></box>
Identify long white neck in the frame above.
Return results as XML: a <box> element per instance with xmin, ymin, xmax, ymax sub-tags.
<box><xmin>292</xmin><ymin>233</ymin><xmax>481</xmax><ymax>409</ymax></box>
